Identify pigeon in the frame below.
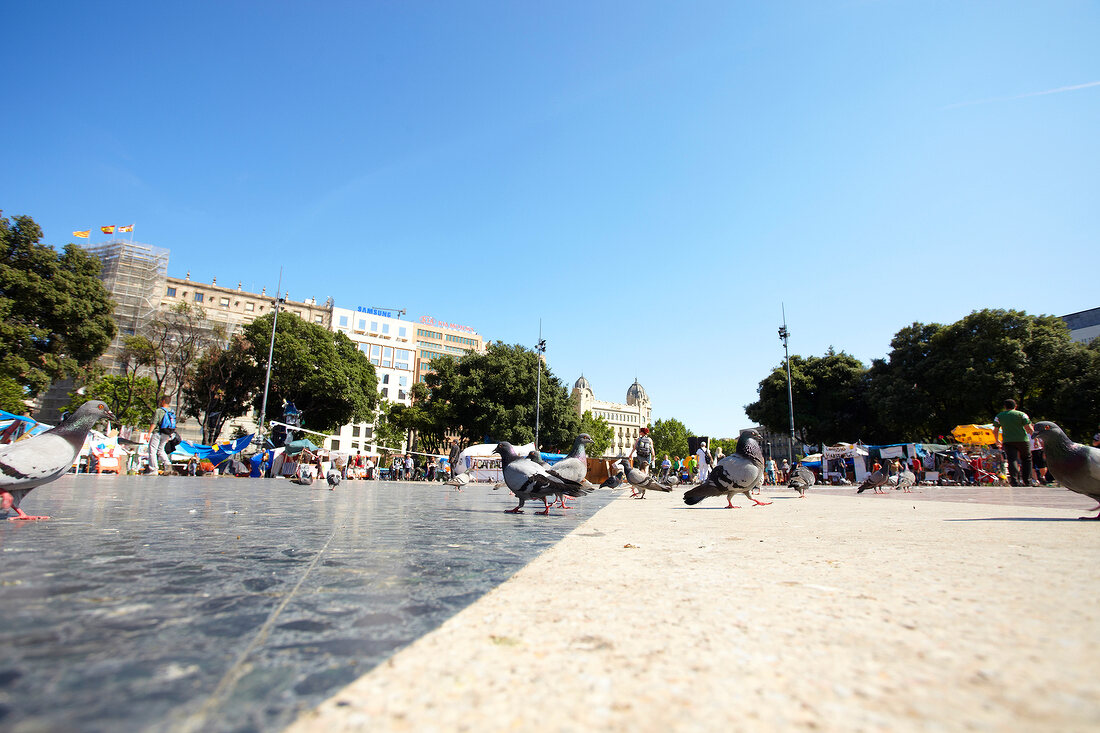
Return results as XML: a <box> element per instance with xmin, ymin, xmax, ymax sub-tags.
<box><xmin>622</xmin><ymin>459</ymin><xmax>673</xmax><ymax>499</ymax></box>
<box><xmin>443</xmin><ymin>470</ymin><xmax>472</xmax><ymax>491</ymax></box>
<box><xmin>856</xmin><ymin>463</ymin><xmax>890</xmax><ymax>494</ymax></box>
<box><xmin>546</xmin><ymin>434</ymin><xmax>596</xmax><ymax>507</ymax></box>
<box><xmin>493</xmin><ymin>441</ymin><xmax>591</xmax><ymax>514</ymax></box>
<box><xmin>600</xmin><ymin>460</ymin><xmax>625</xmax><ymax>489</ymax></box>
<box><xmin>895</xmin><ymin>468</ymin><xmax>916</xmax><ymax>493</ymax></box>
<box><xmin>683</xmin><ymin>429</ymin><xmax>770</xmax><ymax>508</ymax></box>
<box><xmin>326</xmin><ymin>468</ymin><xmax>342</xmax><ymax>490</ymax></box>
<box><xmin>292</xmin><ymin>465</ymin><xmax>315</xmax><ymax>486</ymax></box>
<box><xmin>0</xmin><ymin>400</ymin><xmax>116</xmax><ymax>521</ymax></box>
<box><xmin>527</xmin><ymin>450</ymin><xmax>549</xmax><ymax>466</ymax></box>
<box><xmin>1031</xmin><ymin>421</ymin><xmax>1100</xmax><ymax>520</ymax></box>
<box><xmin>787</xmin><ymin>465</ymin><xmax>816</xmax><ymax>498</ymax></box>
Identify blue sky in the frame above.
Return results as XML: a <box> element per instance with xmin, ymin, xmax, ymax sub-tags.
<box><xmin>3</xmin><ymin>1</ymin><xmax>1098</xmax><ymax>438</ymax></box>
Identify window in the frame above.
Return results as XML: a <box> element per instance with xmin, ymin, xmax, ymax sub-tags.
<box><xmin>382</xmin><ymin>323</ymin><xmax>390</xmax><ymax>335</ymax></box>
<box><xmin>395</xmin><ymin>349</ymin><xmax>411</xmax><ymax>361</ymax></box>
<box><xmin>381</xmin><ymin>387</ymin><xmax>389</xmax><ymax>398</ymax></box>
<box><xmin>245</xmin><ymin>302</ymin><xmax>254</xmax><ymax>312</ymax></box>
<box><xmin>314</xmin><ymin>315</ymin><xmax>323</xmax><ymax>323</ymax></box>
<box><xmin>331</xmin><ymin>439</ymin><xmax>341</xmax><ymax>450</ymax></box>
<box><xmin>370</xmin><ymin>321</ymin><xmax>379</xmax><ymax>332</ymax></box>
<box><xmin>351</xmin><ymin>442</ymin><xmax>359</xmax><ymax>449</ymax></box>
<box><xmin>364</xmin><ymin>427</ymin><xmax>373</xmax><ymax>439</ymax></box>
<box><xmin>357</xmin><ymin>319</ymin><xmax>366</xmax><ymax>330</ymax></box>
<box><xmin>166</xmin><ymin>287</ymin><xmax>176</xmax><ymax>297</ymax></box>
<box><xmin>371</xmin><ymin>345</ymin><xmax>381</xmax><ymax>357</ymax></box>
<box><xmin>399</xmin><ymin>326</ymin><xmax>407</xmax><ymax>338</ymax></box>
<box><xmin>399</xmin><ymin>376</ymin><xmax>407</xmax><ymax>387</ymax></box>
<box><xmin>293</xmin><ymin>311</ymin><xmax>302</xmax><ymax>318</ymax></box>
<box><xmin>382</xmin><ymin>374</ymin><xmax>389</xmax><ymax>384</ymax></box>
<box><xmin>352</xmin><ymin>425</ymin><xmax>361</xmax><ymax>437</ymax></box>
<box><xmin>194</xmin><ymin>292</ymin><xmax>204</xmax><ymax>303</ymax></box>
<box><xmin>398</xmin><ymin>390</ymin><xmax>406</xmax><ymax>401</ymax></box>
<box><xmin>359</xmin><ymin>344</ymin><xmax>370</xmax><ymax>354</ymax></box>
<box><xmin>220</xmin><ymin>297</ymin><xmax>230</xmax><ymax>307</ymax></box>
<box><xmin>339</xmin><ymin>315</ymin><xmax>349</xmax><ymax>327</ymax></box>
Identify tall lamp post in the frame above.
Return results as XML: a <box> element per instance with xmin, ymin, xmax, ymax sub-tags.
<box><xmin>257</xmin><ymin>269</ymin><xmax>284</xmax><ymax>447</ymax></box>
<box><xmin>778</xmin><ymin>304</ymin><xmax>796</xmax><ymax>463</ymax></box>
<box><xmin>534</xmin><ymin>321</ymin><xmax>546</xmax><ymax>450</ymax></box>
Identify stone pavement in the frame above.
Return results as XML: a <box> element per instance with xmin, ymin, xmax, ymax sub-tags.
<box><xmin>290</xmin><ymin>485</ymin><xmax>1100</xmax><ymax>732</ymax></box>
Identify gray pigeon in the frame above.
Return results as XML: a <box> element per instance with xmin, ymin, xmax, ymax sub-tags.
<box><xmin>601</xmin><ymin>459</ymin><xmax>625</xmax><ymax>489</ymax></box>
<box><xmin>527</xmin><ymin>450</ymin><xmax>549</xmax><ymax>466</ymax></box>
<box><xmin>494</xmin><ymin>441</ymin><xmax>591</xmax><ymax>514</ymax></box>
<box><xmin>620</xmin><ymin>458</ymin><xmax>672</xmax><ymax>499</ymax></box>
<box><xmin>856</xmin><ymin>463</ymin><xmax>890</xmax><ymax>494</ymax></box>
<box><xmin>894</xmin><ymin>468</ymin><xmax>916</xmax><ymax>493</ymax></box>
<box><xmin>1032</xmin><ymin>421</ymin><xmax>1100</xmax><ymax>520</ymax></box>
<box><xmin>547</xmin><ymin>434</ymin><xmax>596</xmax><ymax>507</ymax></box>
<box><xmin>787</xmin><ymin>465</ymin><xmax>816</xmax><ymax>498</ymax></box>
<box><xmin>0</xmin><ymin>400</ymin><xmax>116</xmax><ymax>521</ymax></box>
<box><xmin>326</xmin><ymin>468</ymin><xmax>342</xmax><ymax>490</ymax></box>
<box><xmin>443</xmin><ymin>470</ymin><xmax>472</xmax><ymax>491</ymax></box>
<box><xmin>683</xmin><ymin>430</ymin><xmax>769</xmax><ymax>508</ymax></box>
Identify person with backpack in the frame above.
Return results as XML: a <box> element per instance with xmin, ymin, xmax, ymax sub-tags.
<box><xmin>629</xmin><ymin>427</ymin><xmax>655</xmax><ymax>474</ymax></box>
<box><xmin>145</xmin><ymin>395</ymin><xmax>176</xmax><ymax>475</ymax></box>
<box><xmin>696</xmin><ymin>440</ymin><xmax>713</xmax><ymax>483</ymax></box>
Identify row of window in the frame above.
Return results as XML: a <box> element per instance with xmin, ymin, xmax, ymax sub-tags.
<box><xmin>338</xmin><ymin>315</ymin><xmax>408</xmax><ymax>338</ymax></box>
<box><xmin>165</xmin><ymin>287</ymin><xmax>321</xmax><ymax>323</ymax></box>
<box><xmin>417</xmin><ymin>328</ymin><xmax>443</xmax><ymax>339</ymax></box>
<box><xmin>380</xmin><ymin>374</ymin><xmax>408</xmax><ymax>387</ymax></box>
<box><xmin>445</xmin><ymin>334</ymin><xmax>478</xmax><ymax>347</ymax></box>
<box><xmin>592</xmin><ymin>409</ymin><xmax>644</xmax><ymax>424</ymax></box>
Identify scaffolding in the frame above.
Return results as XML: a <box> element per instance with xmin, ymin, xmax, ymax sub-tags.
<box><xmin>83</xmin><ymin>239</ymin><xmax>170</xmax><ymax>372</ymax></box>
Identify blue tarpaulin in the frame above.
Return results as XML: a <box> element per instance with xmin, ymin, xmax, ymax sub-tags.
<box><xmin>172</xmin><ymin>434</ymin><xmax>254</xmax><ymax>466</ymax></box>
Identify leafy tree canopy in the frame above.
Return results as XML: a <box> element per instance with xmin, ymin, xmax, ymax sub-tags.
<box><xmin>422</xmin><ymin>343</ymin><xmax>580</xmax><ymax>451</ymax></box>
<box><xmin>64</xmin><ymin>373</ymin><xmax>157</xmax><ymax>426</ymax></box>
<box><xmin>0</xmin><ymin>212</ymin><xmax>116</xmax><ymax>404</ymax></box>
<box><xmin>241</xmin><ymin>313</ymin><xmax>378</xmax><ymax>433</ymax></box>
<box><xmin>181</xmin><ymin>336</ymin><xmax>258</xmax><ymax>444</ymax></box>
<box><xmin>579</xmin><ymin>410</ymin><xmax>614</xmax><ymax>457</ymax></box>
<box><xmin>650</xmin><ymin>417</ymin><xmax>690</xmax><ymax>461</ymax></box>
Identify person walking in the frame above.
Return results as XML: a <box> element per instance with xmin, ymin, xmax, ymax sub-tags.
<box><xmin>145</xmin><ymin>396</ymin><xmax>175</xmax><ymax>475</ymax></box>
<box><xmin>448</xmin><ymin>439</ymin><xmax>462</xmax><ymax>477</ymax></box>
<box><xmin>992</xmin><ymin>398</ymin><xmax>1034</xmax><ymax>487</ymax></box>
<box><xmin>658</xmin><ymin>454</ymin><xmax>671</xmax><ymax>482</ymax></box>
<box><xmin>765</xmin><ymin>456</ymin><xmax>777</xmax><ymax>485</ymax></box>
<box><xmin>696</xmin><ymin>441</ymin><xmax>712</xmax><ymax>484</ymax></box>
<box><xmin>628</xmin><ymin>428</ymin><xmax>655</xmax><ymax>474</ymax></box>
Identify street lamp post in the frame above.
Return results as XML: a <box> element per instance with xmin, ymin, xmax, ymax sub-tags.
<box><xmin>778</xmin><ymin>304</ymin><xmax>796</xmax><ymax>463</ymax></box>
<box><xmin>257</xmin><ymin>269</ymin><xmax>284</xmax><ymax>446</ymax></box>
<box><xmin>534</xmin><ymin>321</ymin><xmax>546</xmax><ymax>450</ymax></box>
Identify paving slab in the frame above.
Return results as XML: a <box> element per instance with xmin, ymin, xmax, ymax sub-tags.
<box><xmin>290</xmin><ymin>486</ymin><xmax>1100</xmax><ymax>732</ymax></box>
<box><xmin>0</xmin><ymin>474</ymin><xmax>614</xmax><ymax>732</ymax></box>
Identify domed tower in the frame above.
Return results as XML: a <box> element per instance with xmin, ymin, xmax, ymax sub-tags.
<box><xmin>572</xmin><ymin>374</ymin><xmax>595</xmax><ymax>416</ymax></box>
<box><xmin>626</xmin><ymin>378</ymin><xmax>652</xmax><ymax>427</ymax></box>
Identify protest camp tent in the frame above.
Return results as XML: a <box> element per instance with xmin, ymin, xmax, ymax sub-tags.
<box><xmin>455</xmin><ymin>442</ymin><xmax>536</xmax><ymax>482</ymax></box>
<box><xmin>951</xmin><ymin>424</ymin><xmax>997</xmax><ymax>446</ymax></box>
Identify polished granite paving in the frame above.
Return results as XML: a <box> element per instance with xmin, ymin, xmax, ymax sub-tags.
<box><xmin>0</xmin><ymin>475</ymin><xmax>616</xmax><ymax>732</ymax></box>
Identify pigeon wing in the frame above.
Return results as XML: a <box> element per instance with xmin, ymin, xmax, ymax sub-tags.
<box><xmin>0</xmin><ymin>434</ymin><xmax>80</xmax><ymax>489</ymax></box>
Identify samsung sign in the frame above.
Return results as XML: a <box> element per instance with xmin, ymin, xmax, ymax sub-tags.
<box><xmin>357</xmin><ymin>306</ymin><xmax>392</xmax><ymax>318</ymax></box>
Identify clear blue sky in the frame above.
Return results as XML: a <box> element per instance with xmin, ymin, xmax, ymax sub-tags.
<box><xmin>3</xmin><ymin>1</ymin><xmax>1098</xmax><ymax>438</ymax></box>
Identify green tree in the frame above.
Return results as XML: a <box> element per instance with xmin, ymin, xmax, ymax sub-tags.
<box><xmin>63</xmin><ymin>372</ymin><xmax>157</xmax><ymax>426</ymax></box>
<box><xmin>128</xmin><ymin>302</ymin><xmax>226</xmax><ymax>411</ymax></box>
<box><xmin>181</xmin><ymin>336</ymin><xmax>257</xmax><ymax>444</ymax></box>
<box><xmin>422</xmin><ymin>344</ymin><xmax>580</xmax><ymax>450</ymax></box>
<box><xmin>393</xmin><ymin>382</ymin><xmax>452</xmax><ymax>457</ymax></box>
<box><xmin>708</xmin><ymin>437</ymin><xmax>739</xmax><ymax>457</ymax></box>
<box><xmin>746</xmin><ymin>349</ymin><xmax>870</xmax><ymax>445</ymax></box>
<box><xmin>579</xmin><ymin>410</ymin><xmax>614</xmax><ymax>457</ymax></box>
<box><xmin>650</xmin><ymin>417</ymin><xmax>690</xmax><ymax>461</ymax></box>
<box><xmin>0</xmin><ymin>213</ymin><xmax>115</xmax><ymax>406</ymax></box>
<box><xmin>371</xmin><ymin>399</ymin><xmax>409</xmax><ymax>460</ymax></box>
<box><xmin>241</xmin><ymin>313</ymin><xmax>377</xmax><ymax>433</ymax></box>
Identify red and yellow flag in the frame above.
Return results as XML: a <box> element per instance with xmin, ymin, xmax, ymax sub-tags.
<box><xmin>100</xmin><ymin>225</ymin><xmax>115</xmax><ymax>234</ymax></box>
<box><xmin>73</xmin><ymin>230</ymin><xmax>90</xmax><ymax>238</ymax></box>
<box><xmin>118</xmin><ymin>224</ymin><xmax>134</xmax><ymax>233</ymax></box>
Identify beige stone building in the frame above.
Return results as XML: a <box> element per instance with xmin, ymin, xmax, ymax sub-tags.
<box><xmin>571</xmin><ymin>376</ymin><xmax>652</xmax><ymax>458</ymax></box>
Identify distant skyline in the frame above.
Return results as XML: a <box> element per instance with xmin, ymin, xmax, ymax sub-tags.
<box><xmin>3</xmin><ymin>2</ymin><xmax>1097</xmax><ymax>437</ymax></box>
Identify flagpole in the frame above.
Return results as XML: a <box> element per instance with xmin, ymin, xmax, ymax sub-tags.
<box><xmin>256</xmin><ymin>267</ymin><xmax>283</xmax><ymax>447</ymax></box>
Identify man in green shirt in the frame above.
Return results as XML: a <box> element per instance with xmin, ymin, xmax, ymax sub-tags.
<box><xmin>993</xmin><ymin>398</ymin><xmax>1033</xmax><ymax>487</ymax></box>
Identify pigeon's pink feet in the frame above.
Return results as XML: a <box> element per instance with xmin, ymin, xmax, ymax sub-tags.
<box><xmin>751</xmin><ymin>498</ymin><xmax>772</xmax><ymax>506</ymax></box>
<box><xmin>725</xmin><ymin>502</ymin><xmax>741</xmax><ymax>509</ymax></box>
<box><xmin>7</xmin><ymin>507</ymin><xmax>49</xmax><ymax>521</ymax></box>
<box><xmin>505</xmin><ymin>507</ymin><xmax>524</xmax><ymax>514</ymax></box>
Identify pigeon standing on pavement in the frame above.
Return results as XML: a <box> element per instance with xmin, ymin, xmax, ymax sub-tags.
<box><xmin>546</xmin><ymin>434</ymin><xmax>596</xmax><ymax>507</ymax></box>
<box><xmin>683</xmin><ymin>429</ymin><xmax>770</xmax><ymax>508</ymax></box>
<box><xmin>493</xmin><ymin>441</ymin><xmax>591</xmax><ymax>514</ymax></box>
<box><xmin>443</xmin><ymin>470</ymin><xmax>472</xmax><ymax>491</ymax></box>
<box><xmin>1031</xmin><ymin>421</ymin><xmax>1100</xmax><ymax>520</ymax></box>
<box><xmin>622</xmin><ymin>459</ymin><xmax>673</xmax><ymax>499</ymax></box>
<box><xmin>856</xmin><ymin>463</ymin><xmax>890</xmax><ymax>494</ymax></box>
<box><xmin>0</xmin><ymin>400</ymin><xmax>116</xmax><ymax>521</ymax></box>
<box><xmin>326</xmin><ymin>468</ymin><xmax>342</xmax><ymax>490</ymax></box>
<box><xmin>601</xmin><ymin>459</ymin><xmax>625</xmax><ymax>489</ymax></box>
<box><xmin>894</xmin><ymin>468</ymin><xmax>916</xmax><ymax>493</ymax></box>
<box><xmin>787</xmin><ymin>465</ymin><xmax>816</xmax><ymax>498</ymax></box>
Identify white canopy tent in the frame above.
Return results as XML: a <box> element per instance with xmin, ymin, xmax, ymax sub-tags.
<box><xmin>455</xmin><ymin>442</ymin><xmax>536</xmax><ymax>483</ymax></box>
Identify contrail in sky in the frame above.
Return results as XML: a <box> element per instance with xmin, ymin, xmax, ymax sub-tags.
<box><xmin>944</xmin><ymin>80</ymin><xmax>1100</xmax><ymax>110</ymax></box>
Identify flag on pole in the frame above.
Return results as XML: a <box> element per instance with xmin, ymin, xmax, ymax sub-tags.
<box><xmin>73</xmin><ymin>230</ymin><xmax>90</xmax><ymax>238</ymax></box>
<box><xmin>118</xmin><ymin>224</ymin><xmax>134</xmax><ymax>233</ymax></box>
<box><xmin>100</xmin><ymin>225</ymin><xmax>115</xmax><ymax>234</ymax></box>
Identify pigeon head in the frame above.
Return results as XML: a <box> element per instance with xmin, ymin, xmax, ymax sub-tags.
<box><xmin>577</xmin><ymin>433</ymin><xmax>593</xmax><ymax>444</ymax></box>
<box><xmin>493</xmin><ymin>442</ymin><xmax>520</xmax><ymax>463</ymax></box>
<box><xmin>1032</xmin><ymin>421</ymin><xmax>1070</xmax><ymax>444</ymax></box>
<box><xmin>65</xmin><ymin>401</ymin><xmax>117</xmax><ymax>428</ymax></box>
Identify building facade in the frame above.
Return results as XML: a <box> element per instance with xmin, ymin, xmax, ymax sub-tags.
<box><xmin>571</xmin><ymin>376</ymin><xmax>652</xmax><ymax>458</ymax></box>
<box><xmin>328</xmin><ymin>305</ymin><xmax>416</xmax><ymax>455</ymax></box>
<box><xmin>1062</xmin><ymin>307</ymin><xmax>1100</xmax><ymax>344</ymax></box>
<box><xmin>413</xmin><ymin>316</ymin><xmax>485</xmax><ymax>383</ymax></box>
